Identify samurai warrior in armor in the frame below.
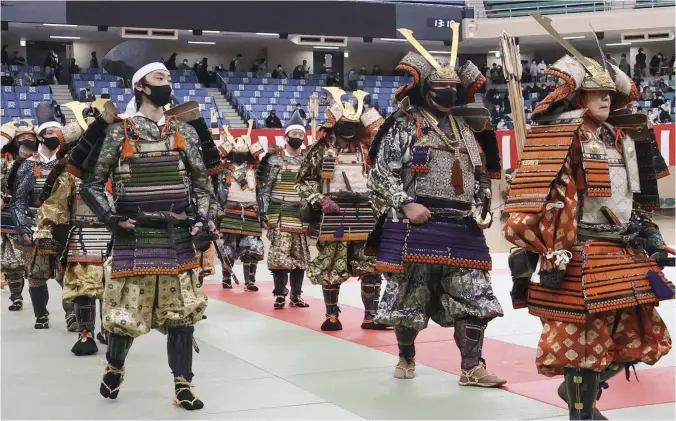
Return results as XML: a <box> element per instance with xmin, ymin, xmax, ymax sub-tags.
<box><xmin>83</xmin><ymin>41</ymin><xmax>210</xmax><ymax>410</ymax></box>
<box><xmin>503</xmin><ymin>16</ymin><xmax>673</xmax><ymax>420</ymax></box>
<box><xmin>1</xmin><ymin>120</ymin><xmax>38</xmax><ymax>311</ymax></box>
<box><xmin>34</xmin><ymin>99</ymin><xmax>118</xmax><ymax>354</ymax></box>
<box><xmin>367</xmin><ymin>25</ymin><xmax>506</xmax><ymax>386</ymax></box>
<box><xmin>296</xmin><ymin>87</ymin><xmax>390</xmax><ymax>331</ymax></box>
<box><xmin>257</xmin><ymin>110</ymin><xmax>311</xmax><ymax>309</ymax></box>
<box><xmin>10</xmin><ymin>103</ymin><xmax>82</xmax><ymax>330</ymax></box>
<box><xmin>213</xmin><ymin>123</ymin><xmax>265</xmax><ymax>291</ymax></box>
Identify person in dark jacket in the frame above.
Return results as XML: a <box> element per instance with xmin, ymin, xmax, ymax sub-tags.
<box><xmin>264</xmin><ymin>110</ymin><xmax>283</xmax><ymax>128</ymax></box>
<box><xmin>90</xmin><ymin>52</ymin><xmax>99</xmax><ymax>69</ymax></box>
<box><xmin>1</xmin><ymin>45</ymin><xmax>8</xmax><ymax>65</ymax></box>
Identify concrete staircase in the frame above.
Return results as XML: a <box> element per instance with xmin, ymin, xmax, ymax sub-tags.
<box><xmin>207</xmin><ymin>87</ymin><xmax>247</xmax><ymax>128</ymax></box>
<box><xmin>50</xmin><ymin>84</ymin><xmax>76</xmax><ymax>123</ymax></box>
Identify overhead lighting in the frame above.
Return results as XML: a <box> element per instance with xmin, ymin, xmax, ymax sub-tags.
<box><xmin>380</xmin><ymin>38</ymin><xmax>406</xmax><ymax>42</ymax></box>
<box><xmin>50</xmin><ymin>35</ymin><xmax>80</xmax><ymax>39</ymax></box>
<box><xmin>488</xmin><ymin>50</ymin><xmax>499</xmax><ymax>54</ymax></box>
<box><xmin>563</xmin><ymin>35</ymin><xmax>585</xmax><ymax>40</ymax></box>
<box><xmin>202</xmin><ymin>30</ymin><xmax>220</xmax><ymax>34</ymax></box>
<box><xmin>429</xmin><ymin>50</ymin><xmax>450</xmax><ymax>54</ymax></box>
<box><xmin>344</xmin><ymin>52</ymin><xmax>349</xmax><ymax>58</ymax></box>
<box><xmin>606</xmin><ymin>42</ymin><xmax>632</xmax><ymax>46</ymax></box>
<box><xmin>20</xmin><ymin>39</ymin><xmax>26</xmax><ymax>47</ymax></box>
<box><xmin>313</xmin><ymin>46</ymin><xmax>339</xmax><ymax>50</ymax></box>
<box><xmin>43</xmin><ymin>23</ymin><xmax>78</xmax><ymax>28</ymax></box>
<box><xmin>188</xmin><ymin>41</ymin><xmax>216</xmax><ymax>45</ymax></box>
<box><xmin>256</xmin><ymin>32</ymin><xmax>279</xmax><ymax>36</ymax></box>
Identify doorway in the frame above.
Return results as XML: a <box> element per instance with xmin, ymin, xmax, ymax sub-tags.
<box><xmin>313</xmin><ymin>51</ymin><xmax>344</xmax><ymax>88</ymax></box>
<box><xmin>26</xmin><ymin>41</ymin><xmax>70</xmax><ymax>84</ymax></box>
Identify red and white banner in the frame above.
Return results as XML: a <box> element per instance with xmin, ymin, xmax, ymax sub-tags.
<box><xmin>214</xmin><ymin>125</ymin><xmax>676</xmax><ymax>168</ymax></box>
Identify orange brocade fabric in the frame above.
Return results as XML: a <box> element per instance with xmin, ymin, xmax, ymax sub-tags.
<box><xmin>536</xmin><ymin>305</ymin><xmax>672</xmax><ymax>376</ymax></box>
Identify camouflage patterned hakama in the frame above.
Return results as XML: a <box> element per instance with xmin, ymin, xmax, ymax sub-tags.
<box><xmin>307</xmin><ymin>240</ymin><xmax>377</xmax><ymax>286</ymax></box>
<box><xmin>376</xmin><ymin>263</ymin><xmax>504</xmax><ymax>331</ymax></box>
<box><xmin>266</xmin><ymin>226</ymin><xmax>310</xmax><ymax>271</ymax></box>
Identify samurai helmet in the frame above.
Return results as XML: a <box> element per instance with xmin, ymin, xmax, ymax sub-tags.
<box><xmin>531</xmin><ymin>14</ymin><xmax>638</xmax><ymax>116</ymax></box>
<box><xmin>395</xmin><ymin>24</ymin><xmax>484</xmax><ymax>103</ymax></box>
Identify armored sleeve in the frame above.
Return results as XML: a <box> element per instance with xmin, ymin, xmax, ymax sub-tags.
<box><xmin>503</xmin><ymin>135</ymin><xmax>582</xmax><ymax>274</ymax></box>
<box><xmin>295</xmin><ymin>140</ymin><xmax>326</xmax><ymax>206</ymax></box>
<box><xmin>367</xmin><ymin>117</ymin><xmax>415</xmax><ymax>217</ymax></box>
<box><xmin>180</xmin><ymin>123</ymin><xmax>211</xmax><ymax>223</ymax></box>
<box><xmin>10</xmin><ymin>159</ymin><xmax>35</xmax><ymax>235</ymax></box>
<box><xmin>81</xmin><ymin>123</ymin><xmax>123</xmax><ymax>227</ymax></box>
<box><xmin>474</xmin><ymin>151</ymin><xmax>492</xmax><ymax>208</ymax></box>
<box><xmin>257</xmin><ymin>152</ymin><xmax>282</xmax><ymax>217</ymax></box>
<box><xmin>36</xmin><ymin>171</ymin><xmax>75</xmax><ymax>239</ymax></box>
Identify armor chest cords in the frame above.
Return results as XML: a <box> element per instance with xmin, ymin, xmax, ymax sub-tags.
<box><xmin>321</xmin><ymin>151</ymin><xmax>368</xmax><ymax>195</ymax></box>
<box><xmin>227</xmin><ymin>164</ymin><xmax>257</xmax><ymax>204</ymax></box>
<box><xmin>402</xmin><ymin>114</ymin><xmax>482</xmax><ymax>208</ymax></box>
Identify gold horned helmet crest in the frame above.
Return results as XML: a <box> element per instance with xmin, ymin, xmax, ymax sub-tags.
<box><xmin>397</xmin><ymin>21</ymin><xmax>461</xmax><ymax>84</ymax></box>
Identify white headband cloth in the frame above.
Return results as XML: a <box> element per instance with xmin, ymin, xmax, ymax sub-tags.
<box><xmin>132</xmin><ymin>62</ymin><xmax>169</xmax><ymax>85</ymax></box>
<box><xmin>285</xmin><ymin>124</ymin><xmax>305</xmax><ymax>135</ymax></box>
<box><xmin>37</xmin><ymin>121</ymin><xmax>62</xmax><ymax>134</ymax></box>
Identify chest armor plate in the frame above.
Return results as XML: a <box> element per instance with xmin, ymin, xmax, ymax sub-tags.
<box><xmin>581</xmin><ymin>142</ymin><xmax>634</xmax><ymax>225</ymax></box>
<box><xmin>71</xmin><ymin>179</ymin><xmax>103</xmax><ymax>226</ymax></box>
<box><xmin>272</xmin><ymin>157</ymin><xmax>301</xmax><ymax>203</ymax></box>
<box><xmin>323</xmin><ymin>153</ymin><xmax>368</xmax><ymax>195</ymax></box>
<box><xmin>227</xmin><ymin>165</ymin><xmax>257</xmax><ymax>204</ymax></box>
<box><xmin>403</xmin><ymin>131</ymin><xmax>476</xmax><ymax>205</ymax></box>
<box><xmin>29</xmin><ymin>161</ymin><xmax>56</xmax><ymax>217</ymax></box>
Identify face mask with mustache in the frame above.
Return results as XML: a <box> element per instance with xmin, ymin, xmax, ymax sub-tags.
<box><xmin>428</xmin><ymin>87</ymin><xmax>457</xmax><ymax>109</ymax></box>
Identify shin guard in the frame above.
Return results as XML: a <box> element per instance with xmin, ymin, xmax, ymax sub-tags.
<box><xmin>564</xmin><ymin>368</ymin><xmax>601</xmax><ymax>420</ymax></box>
<box><xmin>395</xmin><ymin>327</ymin><xmax>418</xmax><ymax>361</ymax></box>
<box><xmin>75</xmin><ymin>295</ymin><xmax>97</xmax><ymax>333</ymax></box>
<box><xmin>106</xmin><ymin>333</ymin><xmax>134</xmax><ymax>369</ymax></box>
<box><xmin>454</xmin><ymin>318</ymin><xmax>486</xmax><ymax>370</ymax></box>
<box><xmin>167</xmin><ymin>325</ymin><xmax>195</xmax><ymax>381</ymax></box>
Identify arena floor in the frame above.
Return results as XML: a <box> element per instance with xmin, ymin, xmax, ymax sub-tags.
<box><xmin>2</xmin><ymin>217</ymin><xmax>675</xmax><ymax>420</ymax></box>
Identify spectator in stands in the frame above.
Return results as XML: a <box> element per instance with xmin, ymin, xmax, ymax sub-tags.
<box><xmin>619</xmin><ymin>53</ymin><xmax>630</xmax><ymax>75</ymax></box>
<box><xmin>1</xmin><ymin>72</ymin><xmax>13</xmax><ymax>86</ymax></box>
<box><xmin>359</xmin><ymin>64</ymin><xmax>368</xmax><ymax>75</ymax></box>
<box><xmin>259</xmin><ymin>59</ymin><xmax>267</xmax><ymax>74</ymax></box>
<box><xmin>250</xmin><ymin>59</ymin><xmax>260</xmax><ymax>73</ymax></box>
<box><xmin>372</xmin><ymin>64</ymin><xmax>382</xmax><ymax>76</ymax></box>
<box><xmin>319</xmin><ymin>93</ymin><xmax>330</xmax><ymax>106</ymax></box>
<box><xmin>51</xmin><ymin>100</ymin><xmax>66</xmax><ymax>125</ymax></box>
<box><xmin>348</xmin><ymin>68</ymin><xmax>359</xmax><ymax>90</ymax></box>
<box><xmin>229</xmin><ymin>53</ymin><xmax>243</xmax><ymax>72</ymax></box>
<box><xmin>265</xmin><ymin>110</ymin><xmax>283</xmax><ymax>128</ymax></box>
<box><xmin>496</xmin><ymin>65</ymin><xmax>506</xmax><ymax>84</ymax></box>
<box><xmin>295</xmin><ymin>103</ymin><xmax>307</xmax><ymax>121</ymax></box>
<box><xmin>635</xmin><ymin>48</ymin><xmax>647</xmax><ymax>77</ymax></box>
<box><xmin>1</xmin><ymin>45</ymin><xmax>8</xmax><ymax>65</ymax></box>
<box><xmin>641</xmin><ymin>86</ymin><xmax>654</xmax><ymax>101</ymax></box>
<box><xmin>318</xmin><ymin>63</ymin><xmax>328</xmax><ymax>74</ymax></box>
<box><xmin>165</xmin><ymin>53</ymin><xmax>177</xmax><ymax>70</ymax></box>
<box><xmin>69</xmin><ymin>58</ymin><xmax>80</xmax><ymax>75</ymax></box>
<box><xmin>651</xmin><ymin>92</ymin><xmax>666</xmax><ymax>109</ymax></box>
<box><xmin>658</xmin><ymin>103</ymin><xmax>673</xmax><ymax>123</ymax></box>
<box><xmin>657</xmin><ymin>78</ymin><xmax>675</xmax><ymax>93</ymax></box>
<box><xmin>90</xmin><ymin>51</ymin><xmax>99</xmax><ymax>69</ymax></box>
<box><xmin>197</xmin><ymin>57</ymin><xmax>209</xmax><ymax>87</ymax></box>
<box><xmin>101</xmin><ymin>93</ymin><xmax>111</xmax><ymax>99</ymax></box>
<box><xmin>489</xmin><ymin>63</ymin><xmax>499</xmax><ymax>83</ymax></box>
<box><xmin>605</xmin><ymin>53</ymin><xmax>617</xmax><ymax>66</ymax></box>
<box><xmin>79</xmin><ymin>87</ymin><xmax>96</xmax><ymax>102</ymax></box>
<box><xmin>179</xmin><ymin>58</ymin><xmax>190</xmax><ymax>70</ymax></box>
<box><xmin>537</xmin><ymin>60</ymin><xmax>546</xmax><ymax>82</ymax></box>
<box><xmin>530</xmin><ymin>60</ymin><xmax>538</xmax><ymax>82</ymax></box>
<box><xmin>649</xmin><ymin>53</ymin><xmax>661</xmax><ymax>76</ymax></box>
<box><xmin>292</xmin><ymin>65</ymin><xmax>304</xmax><ymax>80</ymax></box>
<box><xmin>301</xmin><ymin>59</ymin><xmax>309</xmax><ymax>77</ymax></box>
<box><xmin>272</xmin><ymin>64</ymin><xmax>288</xmax><ymax>79</ymax></box>
<box><xmin>10</xmin><ymin>51</ymin><xmax>25</xmax><ymax>65</ymax></box>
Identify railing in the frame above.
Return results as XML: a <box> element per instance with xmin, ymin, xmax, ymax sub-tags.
<box><xmin>483</xmin><ymin>0</ymin><xmax>609</xmax><ymax>19</ymax></box>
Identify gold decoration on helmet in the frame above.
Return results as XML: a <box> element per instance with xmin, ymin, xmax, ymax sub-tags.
<box><xmin>397</xmin><ymin>24</ymin><xmax>460</xmax><ymax>84</ymax></box>
<box><xmin>323</xmin><ymin>87</ymin><xmax>368</xmax><ymax>123</ymax></box>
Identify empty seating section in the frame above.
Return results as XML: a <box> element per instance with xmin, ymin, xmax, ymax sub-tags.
<box><xmin>483</xmin><ymin>1</ymin><xmax>605</xmax><ymax>18</ymax></box>
<box><xmin>218</xmin><ymin>72</ymin><xmax>412</xmax><ymax>127</ymax></box>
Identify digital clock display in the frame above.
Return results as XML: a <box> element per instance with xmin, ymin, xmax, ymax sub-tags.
<box><xmin>427</xmin><ymin>18</ymin><xmax>456</xmax><ymax>29</ymax></box>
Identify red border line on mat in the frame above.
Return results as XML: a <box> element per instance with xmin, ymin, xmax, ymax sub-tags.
<box><xmin>204</xmin><ymin>282</ymin><xmax>675</xmax><ymax>411</ymax></box>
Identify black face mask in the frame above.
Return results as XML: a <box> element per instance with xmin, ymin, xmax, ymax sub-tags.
<box><xmin>141</xmin><ymin>83</ymin><xmax>172</xmax><ymax>107</ymax></box>
<box><xmin>42</xmin><ymin>137</ymin><xmax>60</xmax><ymax>151</ymax></box>
<box><xmin>429</xmin><ymin>88</ymin><xmax>457</xmax><ymax>110</ymax></box>
<box><xmin>334</xmin><ymin>122</ymin><xmax>358</xmax><ymax>139</ymax></box>
<box><xmin>231</xmin><ymin>153</ymin><xmax>248</xmax><ymax>165</ymax></box>
<box><xmin>287</xmin><ymin>137</ymin><xmax>303</xmax><ymax>149</ymax></box>
<box><xmin>18</xmin><ymin>139</ymin><xmax>37</xmax><ymax>151</ymax></box>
